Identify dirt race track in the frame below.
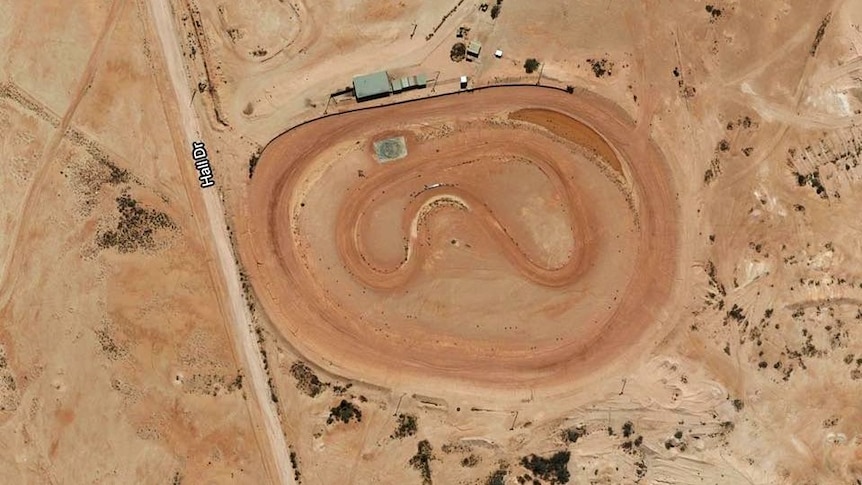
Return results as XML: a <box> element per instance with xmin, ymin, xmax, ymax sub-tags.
<box><xmin>240</xmin><ymin>86</ymin><xmax>679</xmax><ymax>392</ymax></box>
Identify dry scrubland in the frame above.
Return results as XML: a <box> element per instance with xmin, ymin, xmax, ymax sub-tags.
<box><xmin>2</xmin><ymin>0</ymin><xmax>862</xmax><ymax>484</ymax></box>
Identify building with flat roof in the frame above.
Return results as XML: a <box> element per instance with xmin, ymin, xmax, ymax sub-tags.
<box><xmin>467</xmin><ymin>40</ymin><xmax>482</xmax><ymax>58</ymax></box>
<box><xmin>391</xmin><ymin>74</ymin><xmax>428</xmax><ymax>94</ymax></box>
<box><xmin>353</xmin><ymin>71</ymin><xmax>392</xmax><ymax>101</ymax></box>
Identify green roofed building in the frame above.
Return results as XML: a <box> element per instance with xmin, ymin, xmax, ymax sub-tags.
<box><xmin>353</xmin><ymin>71</ymin><xmax>392</xmax><ymax>101</ymax></box>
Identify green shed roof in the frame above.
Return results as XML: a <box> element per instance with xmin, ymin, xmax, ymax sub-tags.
<box><xmin>353</xmin><ymin>71</ymin><xmax>392</xmax><ymax>100</ymax></box>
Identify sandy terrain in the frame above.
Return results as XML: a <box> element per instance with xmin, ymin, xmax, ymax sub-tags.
<box><xmin>3</xmin><ymin>0</ymin><xmax>862</xmax><ymax>484</ymax></box>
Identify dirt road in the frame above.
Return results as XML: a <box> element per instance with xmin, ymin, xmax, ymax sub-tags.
<box><xmin>145</xmin><ymin>1</ymin><xmax>295</xmax><ymax>483</ymax></box>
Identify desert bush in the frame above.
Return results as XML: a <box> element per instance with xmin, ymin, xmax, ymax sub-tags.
<box><xmin>524</xmin><ymin>58</ymin><xmax>540</xmax><ymax>73</ymax></box>
<box><xmin>450</xmin><ymin>43</ymin><xmax>466</xmax><ymax>62</ymax></box>
<box><xmin>409</xmin><ymin>440</ymin><xmax>434</xmax><ymax>484</ymax></box>
<box><xmin>290</xmin><ymin>361</ymin><xmax>328</xmax><ymax>397</ymax></box>
<box><xmin>520</xmin><ymin>450</ymin><xmax>570</xmax><ymax>484</ymax></box>
<box><xmin>327</xmin><ymin>400</ymin><xmax>362</xmax><ymax>424</ymax></box>
<box><xmin>392</xmin><ymin>413</ymin><xmax>419</xmax><ymax>439</ymax></box>
<box><xmin>561</xmin><ymin>425</ymin><xmax>586</xmax><ymax>443</ymax></box>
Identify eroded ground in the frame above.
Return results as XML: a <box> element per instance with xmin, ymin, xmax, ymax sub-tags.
<box><xmin>2</xmin><ymin>0</ymin><xmax>862</xmax><ymax>484</ymax></box>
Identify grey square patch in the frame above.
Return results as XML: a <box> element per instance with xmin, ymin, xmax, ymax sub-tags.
<box><xmin>373</xmin><ymin>136</ymin><xmax>408</xmax><ymax>163</ymax></box>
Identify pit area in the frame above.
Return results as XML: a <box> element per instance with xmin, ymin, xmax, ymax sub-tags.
<box><xmin>239</xmin><ymin>86</ymin><xmax>679</xmax><ymax>393</ymax></box>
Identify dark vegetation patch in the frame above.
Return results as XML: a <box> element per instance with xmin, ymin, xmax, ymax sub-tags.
<box><xmin>289</xmin><ymin>361</ymin><xmax>329</xmax><ymax>397</ymax></box>
<box><xmin>327</xmin><ymin>399</ymin><xmax>362</xmax><ymax>425</ymax></box>
<box><xmin>95</xmin><ymin>325</ymin><xmax>128</xmax><ymax>361</ymax></box>
<box><xmin>96</xmin><ymin>193</ymin><xmax>175</xmax><ymax>253</ymax></box>
<box><xmin>703</xmin><ymin>157</ymin><xmax>721</xmax><ymax>185</ymax></box>
<box><xmin>248</xmin><ymin>147</ymin><xmax>262</xmax><ymax>179</ymax></box>
<box><xmin>490</xmin><ymin>0</ymin><xmax>503</xmax><ymax>19</ymax></box>
<box><xmin>794</xmin><ymin>170</ymin><xmax>828</xmax><ymax>199</ymax></box>
<box><xmin>486</xmin><ymin>466</ymin><xmax>508</xmax><ymax>485</ymax></box>
<box><xmin>561</xmin><ymin>425</ymin><xmax>586</xmax><ymax>443</ymax></box>
<box><xmin>290</xmin><ymin>447</ymin><xmax>302</xmax><ymax>483</ymax></box>
<box><xmin>586</xmin><ymin>58</ymin><xmax>613</xmax><ymax>78</ymax></box>
<box><xmin>450</xmin><ymin>43</ymin><xmax>466</xmax><ymax>62</ymax></box>
<box><xmin>810</xmin><ymin>13</ymin><xmax>832</xmax><ymax>57</ymax></box>
<box><xmin>64</xmin><ymin>140</ymin><xmax>135</xmax><ymax>215</ymax></box>
<box><xmin>391</xmin><ymin>413</ymin><xmax>419</xmax><ymax>439</ymax></box>
<box><xmin>524</xmin><ymin>58</ymin><xmax>541</xmax><ymax>74</ymax></box>
<box><xmin>409</xmin><ymin>440</ymin><xmax>434</xmax><ymax>485</ymax></box>
<box><xmin>704</xmin><ymin>260</ymin><xmax>726</xmax><ymax>309</ymax></box>
<box><xmin>520</xmin><ymin>451</ymin><xmax>570</xmax><ymax>484</ymax></box>
<box><xmin>622</xmin><ymin>421</ymin><xmax>634</xmax><ymax>438</ymax></box>
<box><xmin>705</xmin><ymin>5</ymin><xmax>722</xmax><ymax>22</ymax></box>
<box><xmin>461</xmin><ymin>454</ymin><xmax>479</xmax><ymax>467</ymax></box>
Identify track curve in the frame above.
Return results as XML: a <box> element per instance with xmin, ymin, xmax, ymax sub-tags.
<box><xmin>239</xmin><ymin>86</ymin><xmax>679</xmax><ymax>391</ymax></box>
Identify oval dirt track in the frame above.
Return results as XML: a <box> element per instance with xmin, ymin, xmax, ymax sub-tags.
<box><xmin>239</xmin><ymin>86</ymin><xmax>678</xmax><ymax>392</ymax></box>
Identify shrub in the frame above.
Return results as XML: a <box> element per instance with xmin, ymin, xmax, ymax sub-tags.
<box><xmin>561</xmin><ymin>425</ymin><xmax>586</xmax><ymax>443</ymax></box>
<box><xmin>622</xmin><ymin>421</ymin><xmax>634</xmax><ymax>438</ymax></box>
<box><xmin>327</xmin><ymin>400</ymin><xmax>362</xmax><ymax>425</ymax></box>
<box><xmin>461</xmin><ymin>454</ymin><xmax>479</xmax><ymax>467</ymax></box>
<box><xmin>289</xmin><ymin>361</ymin><xmax>328</xmax><ymax>397</ymax></box>
<box><xmin>520</xmin><ymin>451</ymin><xmax>570</xmax><ymax>484</ymax></box>
<box><xmin>391</xmin><ymin>413</ymin><xmax>418</xmax><ymax>439</ymax></box>
<box><xmin>409</xmin><ymin>440</ymin><xmax>434</xmax><ymax>484</ymax></box>
<box><xmin>524</xmin><ymin>58</ymin><xmax>540</xmax><ymax>73</ymax></box>
<box><xmin>450</xmin><ymin>43</ymin><xmax>466</xmax><ymax>62</ymax></box>
<box><xmin>486</xmin><ymin>467</ymin><xmax>508</xmax><ymax>485</ymax></box>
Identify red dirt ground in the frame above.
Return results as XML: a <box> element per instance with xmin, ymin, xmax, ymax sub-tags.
<box><xmin>239</xmin><ymin>86</ymin><xmax>680</xmax><ymax>393</ymax></box>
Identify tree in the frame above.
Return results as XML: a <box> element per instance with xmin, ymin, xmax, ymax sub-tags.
<box><xmin>520</xmin><ymin>451</ymin><xmax>571</xmax><ymax>484</ymax></box>
<box><xmin>409</xmin><ymin>440</ymin><xmax>434</xmax><ymax>485</ymax></box>
<box><xmin>391</xmin><ymin>413</ymin><xmax>418</xmax><ymax>439</ymax></box>
<box><xmin>524</xmin><ymin>58</ymin><xmax>540</xmax><ymax>74</ymax></box>
<box><xmin>326</xmin><ymin>400</ymin><xmax>362</xmax><ymax>424</ymax></box>
<box><xmin>490</xmin><ymin>5</ymin><xmax>501</xmax><ymax>18</ymax></box>
<box><xmin>450</xmin><ymin>43</ymin><xmax>466</xmax><ymax>62</ymax></box>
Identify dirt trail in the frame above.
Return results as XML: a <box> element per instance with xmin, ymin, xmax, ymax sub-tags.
<box><xmin>241</xmin><ymin>86</ymin><xmax>680</xmax><ymax>394</ymax></box>
<box><xmin>0</xmin><ymin>0</ymin><xmax>124</xmax><ymax>307</ymax></box>
<box><xmin>145</xmin><ymin>0</ymin><xmax>295</xmax><ymax>483</ymax></box>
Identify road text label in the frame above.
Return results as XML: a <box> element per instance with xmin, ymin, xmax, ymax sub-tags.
<box><xmin>192</xmin><ymin>141</ymin><xmax>215</xmax><ymax>188</ymax></box>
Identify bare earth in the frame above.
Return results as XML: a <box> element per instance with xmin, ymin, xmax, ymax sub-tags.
<box><xmin>2</xmin><ymin>1</ymin><xmax>862</xmax><ymax>485</ymax></box>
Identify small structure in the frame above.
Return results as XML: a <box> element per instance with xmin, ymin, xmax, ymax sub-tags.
<box><xmin>460</xmin><ymin>76</ymin><xmax>468</xmax><ymax>89</ymax></box>
<box><xmin>494</xmin><ymin>49</ymin><xmax>503</xmax><ymax>58</ymax></box>
<box><xmin>353</xmin><ymin>71</ymin><xmax>393</xmax><ymax>101</ymax></box>
<box><xmin>467</xmin><ymin>40</ymin><xmax>482</xmax><ymax>58</ymax></box>
<box><xmin>391</xmin><ymin>74</ymin><xmax>428</xmax><ymax>94</ymax></box>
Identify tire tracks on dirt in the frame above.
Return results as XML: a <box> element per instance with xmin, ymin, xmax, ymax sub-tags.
<box><xmin>0</xmin><ymin>0</ymin><xmax>125</xmax><ymax>308</ymax></box>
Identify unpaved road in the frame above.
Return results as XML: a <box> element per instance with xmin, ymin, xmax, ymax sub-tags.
<box><xmin>146</xmin><ymin>1</ymin><xmax>295</xmax><ymax>484</ymax></box>
<box><xmin>240</xmin><ymin>86</ymin><xmax>680</xmax><ymax>395</ymax></box>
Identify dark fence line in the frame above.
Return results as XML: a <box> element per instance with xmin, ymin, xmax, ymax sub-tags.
<box><xmin>260</xmin><ymin>83</ymin><xmax>574</xmax><ymax>153</ymax></box>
